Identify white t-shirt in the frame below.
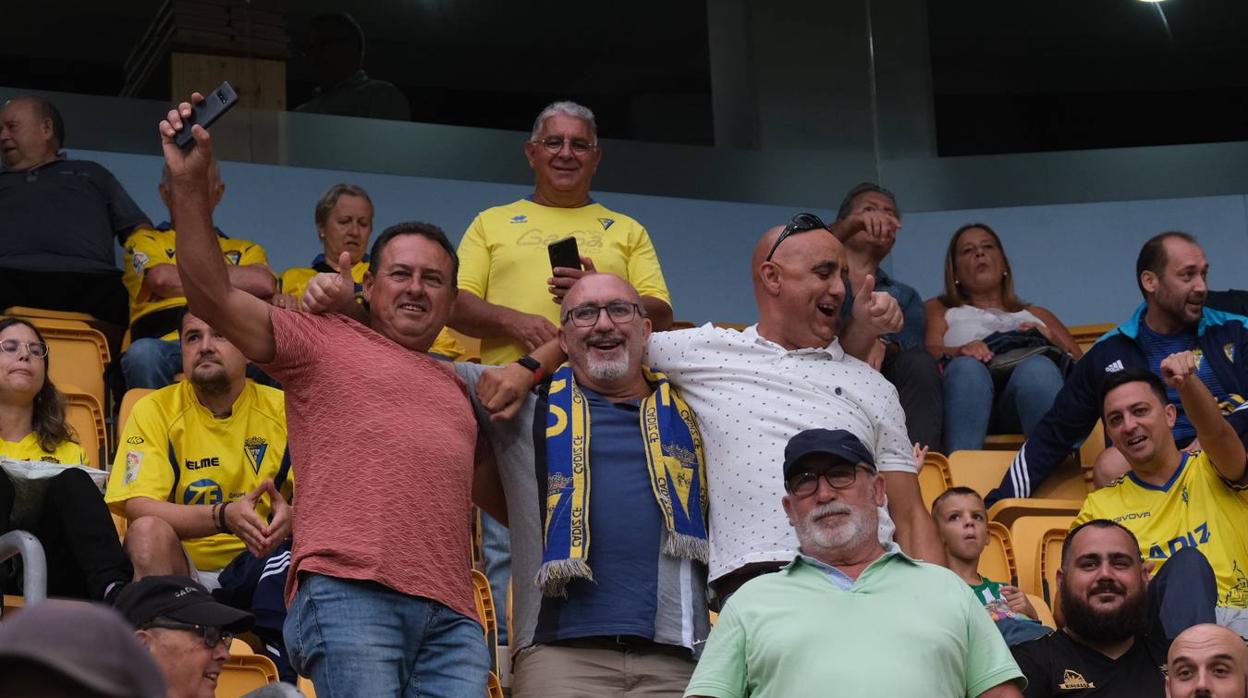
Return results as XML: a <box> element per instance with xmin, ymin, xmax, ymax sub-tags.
<box><xmin>942</xmin><ymin>305</ymin><xmax>1046</xmax><ymax>348</ymax></box>
<box><xmin>646</xmin><ymin>323</ymin><xmax>916</xmax><ymax>582</ymax></box>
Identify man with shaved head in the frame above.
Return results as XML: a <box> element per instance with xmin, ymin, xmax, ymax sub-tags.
<box><xmin>1168</xmin><ymin>624</ymin><xmax>1248</xmax><ymax>698</ymax></box>
<box><xmin>0</xmin><ymin>95</ymin><xmax>151</xmax><ymax>327</ymax></box>
<box><xmin>478</xmin><ymin>214</ymin><xmax>943</xmax><ymax>606</ymax></box>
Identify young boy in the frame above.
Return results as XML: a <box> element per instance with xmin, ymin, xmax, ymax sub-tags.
<box><xmin>932</xmin><ymin>486</ymin><xmax>1051</xmax><ymax>645</ymax></box>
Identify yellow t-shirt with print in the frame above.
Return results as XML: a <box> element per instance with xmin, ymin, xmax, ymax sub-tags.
<box><xmin>123</xmin><ymin>226</ymin><xmax>271</xmax><ymax>340</ymax></box>
<box><xmin>457</xmin><ymin>198</ymin><xmax>672</xmax><ymax>365</ymax></box>
<box><xmin>280</xmin><ymin>258</ymin><xmax>470</xmax><ymax>360</ymax></box>
<box><xmin>1074</xmin><ymin>450</ymin><xmax>1248</xmax><ymax>607</ymax></box>
<box><xmin>0</xmin><ymin>434</ymin><xmax>87</xmax><ymax>465</ymax></box>
<box><xmin>105</xmin><ymin>380</ymin><xmax>291</xmax><ymax>571</ymax></box>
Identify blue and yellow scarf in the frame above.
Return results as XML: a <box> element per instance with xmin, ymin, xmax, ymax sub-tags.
<box><xmin>536</xmin><ymin>364</ymin><xmax>708</xmax><ymax>596</ymax></box>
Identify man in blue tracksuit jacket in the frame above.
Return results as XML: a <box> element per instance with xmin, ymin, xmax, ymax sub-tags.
<box><xmin>987</xmin><ymin>232</ymin><xmax>1248</xmax><ymax>505</ymax></box>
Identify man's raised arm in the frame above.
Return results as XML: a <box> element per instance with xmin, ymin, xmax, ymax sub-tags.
<box><xmin>160</xmin><ymin>95</ymin><xmax>276</xmax><ymax>363</ymax></box>
<box><xmin>1163</xmin><ymin>351</ymin><xmax>1248</xmax><ymax>483</ymax></box>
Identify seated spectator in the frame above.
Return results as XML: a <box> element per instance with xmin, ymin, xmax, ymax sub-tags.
<box><xmin>454</xmin><ymin>274</ymin><xmax>710</xmax><ymax>697</ymax></box>
<box><xmin>834</xmin><ymin>183</ymin><xmax>943</xmax><ymax>450</ymax></box>
<box><xmin>276</xmin><ymin>182</ymin><xmax>465</xmax><ymax>359</ymax></box>
<box><xmin>932</xmin><ymin>486</ymin><xmax>1051</xmax><ymax>646</ymax></box>
<box><xmin>0</xmin><ymin>598</ymin><xmax>166</xmax><ymax>698</ymax></box>
<box><xmin>0</xmin><ymin>317</ymin><xmax>131</xmax><ymax>601</ymax></box>
<box><xmin>1166</xmin><ymin>623</ymin><xmax>1248</xmax><ymax>698</ymax></box>
<box><xmin>116</xmin><ymin>575</ymin><xmax>255</xmax><ymax>698</ymax></box>
<box><xmin>121</xmin><ymin>163</ymin><xmax>276</xmax><ymax>389</ymax></box>
<box><xmin>683</xmin><ymin>428</ymin><xmax>1024</xmax><ymax>698</ymax></box>
<box><xmin>106</xmin><ymin>311</ymin><xmax>294</xmax><ymax>677</ymax></box>
<box><xmin>0</xmin><ymin>96</ymin><xmax>151</xmax><ymax>329</ymax></box>
<box><xmin>925</xmin><ymin>223</ymin><xmax>1082</xmax><ymax>453</ymax></box>
<box><xmin>988</xmin><ymin>232</ymin><xmax>1248</xmax><ymax>504</ymax></box>
<box><xmin>294</xmin><ymin>13</ymin><xmax>411</xmax><ymax>121</ymax></box>
<box><xmin>1074</xmin><ymin>363</ymin><xmax>1248</xmax><ymax>637</ymax></box>
<box><xmin>1010</xmin><ymin>520</ymin><xmax>1203</xmax><ymax>697</ymax></box>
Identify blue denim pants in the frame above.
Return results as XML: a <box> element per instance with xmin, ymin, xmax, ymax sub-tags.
<box><xmin>943</xmin><ymin>354</ymin><xmax>1064</xmax><ymax>453</ymax></box>
<box><xmin>284</xmin><ymin>574</ymin><xmax>490</xmax><ymax>698</ymax></box>
<box><xmin>121</xmin><ymin>337</ymin><xmax>182</xmax><ymax>390</ymax></box>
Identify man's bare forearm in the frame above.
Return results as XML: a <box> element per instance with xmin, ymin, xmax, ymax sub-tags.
<box><xmin>450</xmin><ymin>291</ymin><xmax>518</xmax><ymax>339</ymax></box>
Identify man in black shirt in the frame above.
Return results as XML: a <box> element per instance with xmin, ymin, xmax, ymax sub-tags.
<box><xmin>1012</xmin><ymin>520</ymin><xmax>1169</xmax><ymax>697</ymax></box>
<box><xmin>0</xmin><ymin>95</ymin><xmax>151</xmax><ymax>328</ymax></box>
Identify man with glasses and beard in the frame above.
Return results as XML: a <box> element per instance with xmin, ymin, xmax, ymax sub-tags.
<box><xmin>989</xmin><ymin>231</ymin><xmax>1248</xmax><ymax>503</ymax></box>
<box><xmin>684</xmin><ymin>428</ymin><xmax>1023</xmax><ymax>698</ymax></box>
<box><xmin>455</xmin><ymin>273</ymin><xmax>710</xmax><ymax>697</ymax></box>
<box><xmin>1012</xmin><ymin>520</ymin><xmax>1173</xmax><ymax>697</ymax></box>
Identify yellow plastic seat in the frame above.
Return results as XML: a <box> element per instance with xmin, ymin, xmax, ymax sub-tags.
<box><xmin>918</xmin><ymin>451</ymin><xmax>953</xmax><ymax>511</ymax></box>
<box><xmin>297</xmin><ymin>676</ymin><xmax>317</xmax><ymax>697</ymax></box>
<box><xmin>1009</xmin><ymin>514</ymin><xmax>1076</xmax><ymax>601</ymax></box>
<box><xmin>488</xmin><ymin>671</ymin><xmax>504</xmax><ymax>698</ymax></box>
<box><xmin>20</xmin><ymin>318</ymin><xmax>111</xmax><ymax>408</ymax></box>
<box><xmin>472</xmin><ymin>568</ymin><xmax>499</xmax><ymax>674</ymax></box>
<box><xmin>62</xmin><ymin>389</ymin><xmax>107</xmax><ymax>469</ymax></box>
<box><xmin>1027</xmin><ymin>592</ymin><xmax>1057</xmax><ymax>628</ymax></box>
<box><xmin>118</xmin><ymin>388</ymin><xmax>154</xmax><ymax>441</ymax></box>
<box><xmin>979</xmin><ymin>521</ymin><xmax>1016</xmax><ymax>586</ymax></box>
<box><xmin>987</xmin><ymin>498</ymin><xmax>1083</xmax><ymax>529</ymax></box>
<box><xmin>1079</xmin><ymin>419</ymin><xmax>1107</xmax><ymax>469</ymax></box>
<box><xmin>1069</xmin><ymin>322</ymin><xmax>1115</xmax><ymax>356</ymax></box>
<box><xmin>1039</xmin><ymin>526</ymin><xmax>1072</xmax><ymax>607</ymax></box>
<box><xmin>3</xmin><ymin>306</ymin><xmax>97</xmax><ymax>324</ymax></box>
<box><xmin>948</xmin><ymin>450</ymin><xmax>1089</xmax><ymax>501</ymax></box>
<box><xmin>216</xmin><ymin>652</ymin><xmax>279</xmax><ymax>697</ymax></box>
<box><xmin>983</xmin><ymin>434</ymin><xmax>1025</xmax><ymax>451</ymax></box>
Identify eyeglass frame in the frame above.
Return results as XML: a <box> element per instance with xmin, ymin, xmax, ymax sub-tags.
<box><xmin>141</xmin><ymin>618</ymin><xmax>235</xmax><ymax>649</ymax></box>
<box><xmin>785</xmin><ymin>463</ymin><xmax>874</xmax><ymax>498</ymax></box>
<box><xmin>0</xmin><ymin>339</ymin><xmax>49</xmax><ymax>358</ymax></box>
<box><xmin>531</xmin><ymin>136</ymin><xmax>599</xmax><ymax>155</ymax></box>
<box><xmin>764</xmin><ymin>212</ymin><xmax>833</xmax><ymax>262</ymax></box>
<box><xmin>562</xmin><ymin>301</ymin><xmax>646</xmax><ymax>328</ymax></box>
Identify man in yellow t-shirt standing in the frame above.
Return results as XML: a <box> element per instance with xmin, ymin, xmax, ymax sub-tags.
<box><xmin>451</xmin><ymin>101</ymin><xmax>674</xmax><ymax>645</ymax></box>
<box><xmin>1075</xmin><ymin>353</ymin><xmax>1248</xmax><ymax>638</ymax></box>
<box><xmin>121</xmin><ymin>162</ymin><xmax>276</xmax><ymax>390</ymax></box>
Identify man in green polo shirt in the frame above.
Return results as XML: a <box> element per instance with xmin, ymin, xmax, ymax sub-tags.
<box><xmin>684</xmin><ymin>429</ymin><xmax>1026</xmax><ymax>698</ymax></box>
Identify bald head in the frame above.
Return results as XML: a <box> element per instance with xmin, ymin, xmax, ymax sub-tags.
<box><xmin>558</xmin><ymin>272</ymin><xmax>651</xmax><ymax>394</ymax></box>
<box><xmin>1</xmin><ymin>96</ymin><xmax>62</xmax><ymax>170</ymax></box>
<box><xmin>561</xmin><ymin>273</ymin><xmax>644</xmax><ymax>317</ymax></box>
<box><xmin>751</xmin><ymin>222</ymin><xmax>847</xmax><ymax>351</ymax></box>
<box><xmin>1167</xmin><ymin>624</ymin><xmax>1248</xmax><ymax>698</ymax></box>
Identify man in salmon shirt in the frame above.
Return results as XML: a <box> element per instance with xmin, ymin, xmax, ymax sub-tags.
<box><xmin>158</xmin><ymin>93</ymin><xmax>496</xmax><ymax>697</ymax></box>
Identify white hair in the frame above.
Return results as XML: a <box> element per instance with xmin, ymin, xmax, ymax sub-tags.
<box><xmin>530</xmin><ymin>101</ymin><xmax>597</xmax><ymax>142</ymax></box>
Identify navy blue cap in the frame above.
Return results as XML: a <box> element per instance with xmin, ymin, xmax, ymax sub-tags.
<box><xmin>782</xmin><ymin>428</ymin><xmax>876</xmax><ymax>481</ymax></box>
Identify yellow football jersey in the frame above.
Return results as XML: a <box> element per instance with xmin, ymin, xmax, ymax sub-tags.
<box><xmin>280</xmin><ymin>258</ymin><xmax>470</xmax><ymax>360</ymax></box>
<box><xmin>123</xmin><ymin>226</ymin><xmax>270</xmax><ymax>339</ymax></box>
<box><xmin>1074</xmin><ymin>450</ymin><xmax>1248</xmax><ymax>607</ymax></box>
<box><xmin>105</xmin><ymin>380</ymin><xmax>291</xmax><ymax>571</ymax></box>
<box><xmin>457</xmin><ymin>198</ymin><xmax>671</xmax><ymax>365</ymax></box>
<box><xmin>0</xmin><ymin>433</ymin><xmax>87</xmax><ymax>465</ymax></box>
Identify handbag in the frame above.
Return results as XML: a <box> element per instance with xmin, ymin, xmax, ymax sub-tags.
<box><xmin>983</xmin><ymin>329</ymin><xmax>1074</xmax><ymax>385</ymax></box>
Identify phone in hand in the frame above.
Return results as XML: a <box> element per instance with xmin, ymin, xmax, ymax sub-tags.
<box><xmin>547</xmin><ymin>236</ymin><xmax>582</xmax><ymax>272</ymax></box>
<box><xmin>174</xmin><ymin>81</ymin><xmax>239</xmax><ymax>149</ymax></box>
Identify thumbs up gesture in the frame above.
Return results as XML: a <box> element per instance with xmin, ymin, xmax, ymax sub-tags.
<box><xmin>851</xmin><ymin>274</ymin><xmax>903</xmax><ymax>337</ymax></box>
<box><xmin>302</xmin><ymin>250</ymin><xmax>358</xmax><ymax>315</ymax></box>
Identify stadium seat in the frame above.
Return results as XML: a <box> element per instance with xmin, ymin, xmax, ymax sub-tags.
<box><xmin>1069</xmin><ymin>322</ymin><xmax>1115</xmax><ymax>355</ymax></box>
<box><xmin>980</xmin><ymin>521</ymin><xmax>1016</xmax><ymax>586</ymax></box>
<box><xmin>918</xmin><ymin>451</ymin><xmax>953</xmax><ymax>511</ymax></box>
<box><xmin>488</xmin><ymin>671</ymin><xmax>505</xmax><ymax>698</ymax></box>
<box><xmin>1027</xmin><ymin>592</ymin><xmax>1057</xmax><ymax>628</ymax></box>
<box><xmin>1079</xmin><ymin>419</ymin><xmax>1107</xmax><ymax>469</ymax></box>
<box><xmin>118</xmin><ymin>388</ymin><xmax>154</xmax><ymax>439</ymax></box>
<box><xmin>63</xmin><ymin>389</ymin><xmax>107</xmax><ymax>469</ymax></box>
<box><xmin>2</xmin><ymin>593</ymin><xmax>23</xmax><ymax>617</ymax></box>
<box><xmin>986</xmin><ymin>498</ymin><xmax>1082</xmax><ymax>529</ymax></box>
<box><xmin>216</xmin><ymin>652</ymin><xmax>280</xmax><ymax>697</ymax></box>
<box><xmin>16</xmin><ymin>317</ymin><xmax>111</xmax><ymax>408</ymax></box>
<box><xmin>1038</xmin><ymin>525</ymin><xmax>1072</xmax><ymax>607</ymax></box>
<box><xmin>983</xmin><ymin>434</ymin><xmax>1024</xmax><ymax>451</ymax></box>
<box><xmin>3</xmin><ymin>306</ymin><xmax>97</xmax><ymax>324</ymax></box>
<box><xmin>472</xmin><ymin>569</ymin><xmax>499</xmax><ymax>669</ymax></box>
<box><xmin>1008</xmin><ymin>514</ymin><xmax>1075</xmax><ymax>601</ymax></box>
<box><xmin>947</xmin><ymin>450</ymin><xmax>1089</xmax><ymax>501</ymax></box>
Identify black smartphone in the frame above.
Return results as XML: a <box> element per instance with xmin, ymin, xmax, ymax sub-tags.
<box><xmin>174</xmin><ymin>81</ymin><xmax>240</xmax><ymax>149</ymax></box>
<box><xmin>548</xmin><ymin>236</ymin><xmax>582</xmax><ymax>271</ymax></box>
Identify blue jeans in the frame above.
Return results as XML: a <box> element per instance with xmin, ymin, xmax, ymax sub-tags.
<box><xmin>284</xmin><ymin>574</ymin><xmax>490</xmax><ymax>698</ymax></box>
<box><xmin>121</xmin><ymin>337</ymin><xmax>182</xmax><ymax>390</ymax></box>
<box><xmin>943</xmin><ymin>355</ymin><xmax>1064</xmax><ymax>453</ymax></box>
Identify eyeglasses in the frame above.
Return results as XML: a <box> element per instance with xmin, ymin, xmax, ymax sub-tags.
<box><xmin>786</xmin><ymin>464</ymin><xmax>872</xmax><ymax>498</ymax></box>
<box><xmin>143</xmin><ymin>619</ymin><xmax>235</xmax><ymax>649</ymax></box>
<box><xmin>533</xmin><ymin>136</ymin><xmax>598</xmax><ymax>155</ymax></box>
<box><xmin>0</xmin><ymin>339</ymin><xmax>49</xmax><ymax>358</ymax></box>
<box><xmin>764</xmin><ymin>212</ymin><xmax>832</xmax><ymax>262</ymax></box>
<box><xmin>563</xmin><ymin>301</ymin><xmax>644</xmax><ymax>327</ymax></box>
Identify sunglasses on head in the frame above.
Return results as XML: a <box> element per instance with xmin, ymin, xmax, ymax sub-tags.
<box><xmin>764</xmin><ymin>212</ymin><xmax>832</xmax><ymax>262</ymax></box>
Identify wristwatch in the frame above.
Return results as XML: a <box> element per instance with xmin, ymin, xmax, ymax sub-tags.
<box><xmin>515</xmin><ymin>355</ymin><xmax>544</xmax><ymax>382</ymax></box>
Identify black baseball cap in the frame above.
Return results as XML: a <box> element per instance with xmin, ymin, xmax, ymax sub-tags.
<box><xmin>782</xmin><ymin>428</ymin><xmax>876</xmax><ymax>481</ymax></box>
<box><xmin>115</xmin><ymin>575</ymin><xmax>254</xmax><ymax>632</ymax></box>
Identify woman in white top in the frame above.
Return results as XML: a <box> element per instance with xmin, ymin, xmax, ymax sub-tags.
<box><xmin>924</xmin><ymin>223</ymin><xmax>1082</xmax><ymax>453</ymax></box>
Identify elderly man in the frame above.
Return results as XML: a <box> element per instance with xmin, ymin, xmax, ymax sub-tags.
<box><xmin>1074</xmin><ymin>362</ymin><xmax>1248</xmax><ymax>636</ymax></box>
<box><xmin>116</xmin><ymin>575</ymin><xmax>256</xmax><ymax>698</ymax></box>
<box><xmin>0</xmin><ymin>95</ymin><xmax>151</xmax><ymax>327</ymax></box>
<box><xmin>832</xmin><ymin>182</ymin><xmax>942</xmax><ymax>449</ymax></box>
<box><xmin>453</xmin><ymin>273</ymin><xmax>709</xmax><ymax>697</ymax></box>
<box><xmin>481</xmin><ymin>216</ymin><xmax>943</xmax><ymax>600</ymax></box>
<box><xmin>159</xmin><ymin>94</ymin><xmax>492</xmax><ymax>697</ymax></box>
<box><xmin>990</xmin><ymin>232</ymin><xmax>1248</xmax><ymax>502</ymax></box>
<box><xmin>683</xmin><ymin>428</ymin><xmax>1024</xmax><ymax>698</ymax></box>
<box><xmin>121</xmin><ymin>163</ymin><xmax>276</xmax><ymax>389</ymax></box>
<box><xmin>1012</xmin><ymin>520</ymin><xmax>1173</xmax><ymax>697</ymax></box>
<box><xmin>1167</xmin><ymin>624</ymin><xmax>1248</xmax><ymax>698</ymax></box>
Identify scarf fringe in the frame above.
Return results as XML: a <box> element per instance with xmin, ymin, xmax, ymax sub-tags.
<box><xmin>536</xmin><ymin>559</ymin><xmax>595</xmax><ymax>598</ymax></box>
<box><xmin>663</xmin><ymin>532</ymin><xmax>710</xmax><ymax>564</ymax></box>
